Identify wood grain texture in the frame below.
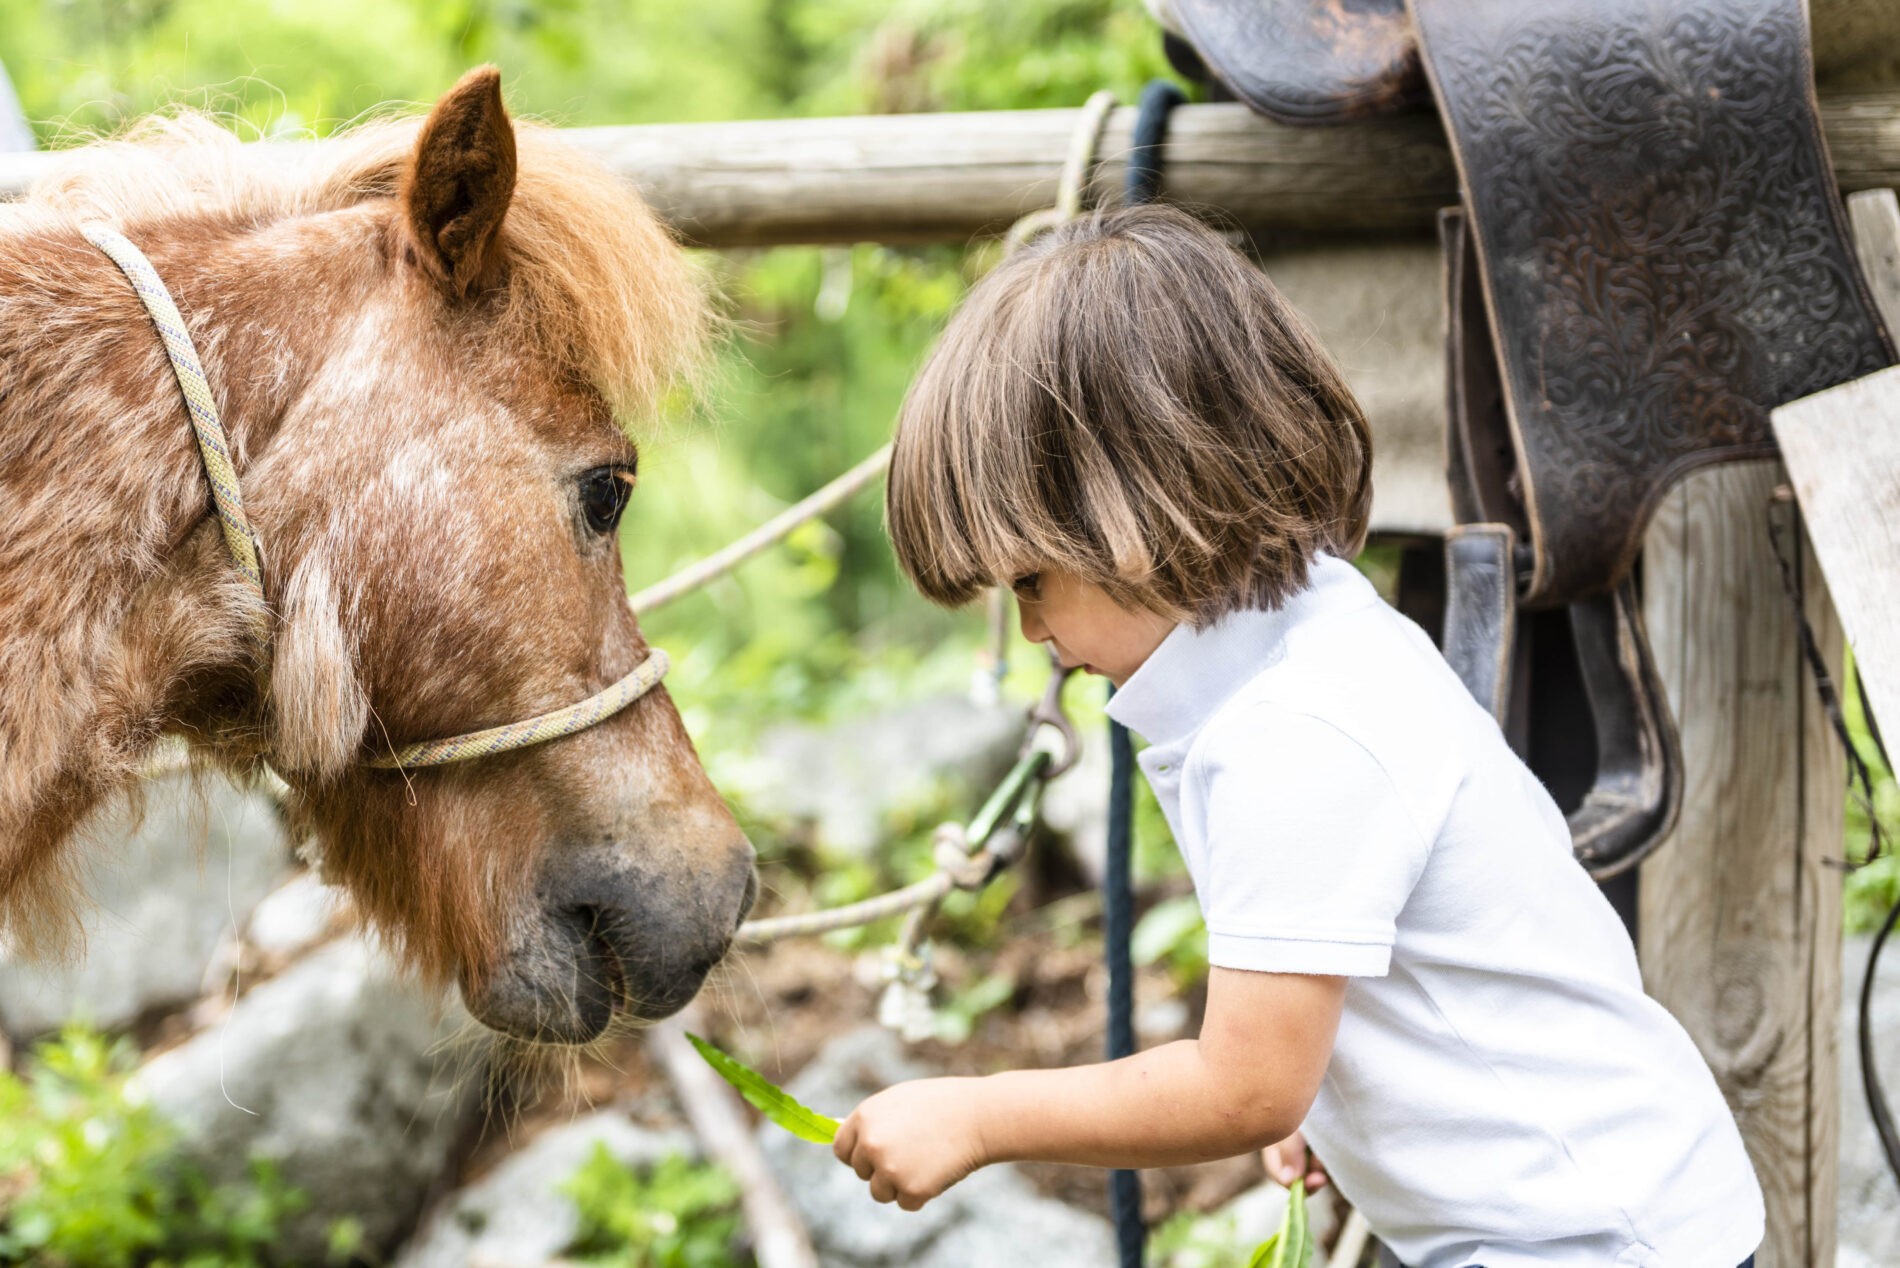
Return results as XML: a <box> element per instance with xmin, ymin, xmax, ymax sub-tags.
<box><xmin>1846</xmin><ymin>189</ymin><xmax>1900</xmax><ymax>334</ymax></box>
<box><xmin>1773</xmin><ymin>366</ymin><xmax>1900</xmax><ymax>741</ymax></box>
<box><xmin>3</xmin><ymin>90</ymin><xmax>1898</xmax><ymax>246</ymax></box>
<box><xmin>1639</xmin><ymin>462</ymin><xmax>1845</xmax><ymax>1268</ymax></box>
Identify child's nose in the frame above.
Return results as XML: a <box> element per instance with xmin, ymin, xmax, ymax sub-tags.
<box><xmin>1017</xmin><ymin>602</ymin><xmax>1050</xmax><ymax>646</ymax></box>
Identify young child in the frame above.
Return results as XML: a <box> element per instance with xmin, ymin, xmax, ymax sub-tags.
<box><xmin>835</xmin><ymin>205</ymin><xmax>1763</xmax><ymax>1267</ymax></box>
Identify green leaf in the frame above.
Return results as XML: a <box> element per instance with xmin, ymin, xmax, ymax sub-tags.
<box><xmin>1130</xmin><ymin>894</ymin><xmax>1204</xmax><ymax>967</ymax></box>
<box><xmin>1280</xmin><ymin>1177</ymin><xmax>1312</xmax><ymax>1267</ymax></box>
<box><xmin>1246</xmin><ymin>1179</ymin><xmax>1313</xmax><ymax>1268</ymax></box>
<box><xmin>685</xmin><ymin>1033</ymin><xmax>840</xmax><ymax>1145</ymax></box>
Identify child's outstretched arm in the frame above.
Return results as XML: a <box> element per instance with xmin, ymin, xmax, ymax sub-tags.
<box><xmin>833</xmin><ymin>966</ymin><xmax>1345</xmax><ymax>1210</ymax></box>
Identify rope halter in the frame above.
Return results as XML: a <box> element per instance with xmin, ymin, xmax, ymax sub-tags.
<box><xmin>83</xmin><ymin>222</ymin><xmax>670</xmax><ymax>772</ymax></box>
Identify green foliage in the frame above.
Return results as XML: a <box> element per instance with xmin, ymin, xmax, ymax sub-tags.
<box><xmin>561</xmin><ymin>1145</ymin><xmax>748</xmax><ymax>1268</ymax></box>
<box><xmin>684</xmin><ymin>1034</ymin><xmax>840</xmax><ymax>1144</ymax></box>
<box><xmin>1148</xmin><ymin>1184</ymin><xmax>1316</xmax><ymax>1268</ymax></box>
<box><xmin>929</xmin><ymin>969</ymin><xmax>1018</xmax><ymax>1045</ymax></box>
<box><xmin>0</xmin><ymin>1028</ymin><xmax>309</xmax><ymax>1268</ymax></box>
<box><xmin>1844</xmin><ymin>656</ymin><xmax>1900</xmax><ymax>934</ymax></box>
<box><xmin>1150</xmin><ymin>1208</ymin><xmax>1255</xmax><ymax>1268</ymax></box>
<box><xmin>1131</xmin><ymin>894</ymin><xmax>1210</xmax><ymax>989</ymax></box>
<box><xmin>1247</xmin><ymin>1179</ymin><xmax>1312</xmax><ymax>1268</ymax></box>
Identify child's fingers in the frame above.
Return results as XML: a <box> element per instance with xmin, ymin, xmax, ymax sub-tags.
<box><xmin>833</xmin><ymin>1114</ymin><xmax>859</xmax><ymax>1167</ymax></box>
<box><xmin>1261</xmin><ymin>1142</ymin><xmax>1297</xmax><ymax>1186</ymax></box>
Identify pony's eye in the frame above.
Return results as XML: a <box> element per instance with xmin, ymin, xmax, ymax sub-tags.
<box><xmin>579</xmin><ymin>466</ymin><xmax>632</xmax><ymax>534</ymax></box>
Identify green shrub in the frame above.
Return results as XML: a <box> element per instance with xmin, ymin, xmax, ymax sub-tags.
<box><xmin>0</xmin><ymin>1028</ymin><xmax>308</xmax><ymax>1268</ymax></box>
<box><xmin>561</xmin><ymin>1144</ymin><xmax>750</xmax><ymax>1268</ymax></box>
<box><xmin>1149</xmin><ymin>1207</ymin><xmax>1254</xmax><ymax>1268</ymax></box>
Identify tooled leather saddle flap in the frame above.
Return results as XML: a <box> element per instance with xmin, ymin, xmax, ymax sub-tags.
<box><xmin>1412</xmin><ymin>0</ymin><xmax>1895</xmax><ymax>605</ymax></box>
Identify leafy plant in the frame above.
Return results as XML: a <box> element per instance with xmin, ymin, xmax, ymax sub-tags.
<box><xmin>1844</xmin><ymin>654</ymin><xmax>1900</xmax><ymax>934</ymax></box>
<box><xmin>562</xmin><ymin>1144</ymin><xmax>748</xmax><ymax>1268</ymax></box>
<box><xmin>929</xmin><ymin>969</ymin><xmax>1017</xmax><ymax>1045</ymax></box>
<box><xmin>1248</xmin><ymin>1179</ymin><xmax>1313</xmax><ymax>1268</ymax></box>
<box><xmin>1132</xmin><ymin>894</ymin><xmax>1210</xmax><ymax>988</ymax></box>
<box><xmin>685</xmin><ymin>1034</ymin><xmax>840</xmax><ymax>1144</ymax></box>
<box><xmin>1149</xmin><ymin>1207</ymin><xmax>1254</xmax><ymax>1268</ymax></box>
<box><xmin>0</xmin><ymin>1027</ymin><xmax>310</xmax><ymax>1268</ymax></box>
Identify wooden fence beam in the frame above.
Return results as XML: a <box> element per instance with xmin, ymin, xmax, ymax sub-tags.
<box><xmin>4</xmin><ymin>91</ymin><xmax>1899</xmax><ymax>247</ymax></box>
<box><xmin>1639</xmin><ymin>462</ymin><xmax>1845</xmax><ymax>1268</ymax></box>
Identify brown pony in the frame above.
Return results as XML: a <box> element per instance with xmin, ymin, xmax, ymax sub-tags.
<box><xmin>0</xmin><ymin>68</ymin><xmax>756</xmax><ymax>1044</ymax></box>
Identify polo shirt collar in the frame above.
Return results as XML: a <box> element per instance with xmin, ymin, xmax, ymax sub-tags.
<box><xmin>1104</xmin><ymin>553</ymin><xmax>1378</xmax><ymax>747</ymax></box>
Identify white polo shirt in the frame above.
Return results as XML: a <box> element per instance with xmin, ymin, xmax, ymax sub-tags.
<box><xmin>1105</xmin><ymin>554</ymin><xmax>1762</xmax><ymax>1268</ymax></box>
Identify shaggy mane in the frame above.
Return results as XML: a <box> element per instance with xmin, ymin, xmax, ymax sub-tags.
<box><xmin>13</xmin><ymin>108</ymin><xmax>709</xmax><ymax>419</ymax></box>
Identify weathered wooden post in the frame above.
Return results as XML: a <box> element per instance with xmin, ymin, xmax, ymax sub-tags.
<box><xmin>1639</xmin><ymin>466</ymin><xmax>1845</xmax><ymax>1267</ymax></box>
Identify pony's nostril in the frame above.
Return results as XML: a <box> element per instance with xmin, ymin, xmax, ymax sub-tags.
<box><xmin>735</xmin><ymin>868</ymin><xmax>760</xmax><ymax>925</ymax></box>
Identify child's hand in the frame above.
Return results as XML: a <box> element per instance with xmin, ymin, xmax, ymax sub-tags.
<box><xmin>833</xmin><ymin>1077</ymin><xmax>989</xmax><ymax>1211</ymax></box>
<box><xmin>1262</xmin><ymin>1129</ymin><xmax>1329</xmax><ymax>1192</ymax></box>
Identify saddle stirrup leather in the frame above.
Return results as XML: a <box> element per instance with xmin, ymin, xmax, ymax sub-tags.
<box><xmin>1441</xmin><ymin>204</ymin><xmax>1687</xmax><ymax>878</ymax></box>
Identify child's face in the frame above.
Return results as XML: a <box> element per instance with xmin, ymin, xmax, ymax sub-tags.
<box><xmin>1011</xmin><ymin>569</ymin><xmax>1176</xmax><ymax>687</ymax></box>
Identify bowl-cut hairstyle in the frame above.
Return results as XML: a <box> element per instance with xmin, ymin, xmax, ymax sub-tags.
<box><xmin>886</xmin><ymin>204</ymin><xmax>1372</xmax><ymax>626</ymax></box>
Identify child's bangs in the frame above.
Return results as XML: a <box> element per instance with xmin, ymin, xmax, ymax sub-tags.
<box><xmin>886</xmin><ymin>327</ymin><xmax>1080</xmax><ymax>607</ymax></box>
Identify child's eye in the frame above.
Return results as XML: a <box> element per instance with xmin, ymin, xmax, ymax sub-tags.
<box><xmin>1010</xmin><ymin>573</ymin><xmax>1042</xmax><ymax>599</ymax></box>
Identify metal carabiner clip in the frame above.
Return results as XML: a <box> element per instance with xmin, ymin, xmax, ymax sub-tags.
<box><xmin>1021</xmin><ymin>653</ymin><xmax>1082</xmax><ymax>779</ymax></box>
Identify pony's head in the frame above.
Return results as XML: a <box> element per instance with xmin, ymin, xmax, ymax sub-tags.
<box><xmin>23</xmin><ymin>69</ymin><xmax>755</xmax><ymax>1042</ymax></box>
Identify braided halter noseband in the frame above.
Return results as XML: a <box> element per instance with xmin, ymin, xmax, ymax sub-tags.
<box><xmin>83</xmin><ymin>223</ymin><xmax>670</xmax><ymax>771</ymax></box>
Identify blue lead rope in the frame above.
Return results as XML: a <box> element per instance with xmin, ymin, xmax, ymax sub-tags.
<box><xmin>1105</xmin><ymin>702</ymin><xmax>1143</xmax><ymax>1268</ymax></box>
<box><xmin>1106</xmin><ymin>76</ymin><xmax>1189</xmax><ymax>1268</ymax></box>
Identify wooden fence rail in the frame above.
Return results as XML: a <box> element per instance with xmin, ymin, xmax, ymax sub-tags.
<box><xmin>3</xmin><ymin>92</ymin><xmax>1899</xmax><ymax>247</ymax></box>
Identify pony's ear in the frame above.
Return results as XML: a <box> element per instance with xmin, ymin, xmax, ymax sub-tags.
<box><xmin>401</xmin><ymin>66</ymin><xmax>517</xmax><ymax>299</ymax></box>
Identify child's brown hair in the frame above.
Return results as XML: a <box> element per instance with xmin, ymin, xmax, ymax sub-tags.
<box><xmin>886</xmin><ymin>204</ymin><xmax>1372</xmax><ymax>625</ymax></box>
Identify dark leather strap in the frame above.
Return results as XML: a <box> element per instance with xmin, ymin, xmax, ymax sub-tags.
<box><xmin>1165</xmin><ymin>0</ymin><xmax>1425</xmax><ymax>125</ymax></box>
<box><xmin>1565</xmin><ymin>582</ymin><xmax>1682</xmax><ymax>877</ymax></box>
<box><xmin>1439</xmin><ymin>207</ymin><xmax>1523</xmax><ymax>537</ymax></box>
<box><xmin>1412</xmin><ymin>0</ymin><xmax>1894</xmax><ymax>605</ymax></box>
<box><xmin>1442</xmin><ymin>524</ymin><xmax>1517</xmax><ymax>725</ymax></box>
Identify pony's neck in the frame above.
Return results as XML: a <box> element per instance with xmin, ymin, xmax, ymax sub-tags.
<box><xmin>0</xmin><ymin>211</ymin><xmax>376</xmax><ymax>929</ymax></box>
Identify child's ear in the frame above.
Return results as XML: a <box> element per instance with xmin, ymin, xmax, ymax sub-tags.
<box><xmin>400</xmin><ymin>65</ymin><xmax>516</xmax><ymax>300</ymax></box>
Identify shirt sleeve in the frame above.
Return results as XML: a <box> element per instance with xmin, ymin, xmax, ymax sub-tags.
<box><xmin>1192</xmin><ymin>704</ymin><xmax>1432</xmax><ymax>977</ymax></box>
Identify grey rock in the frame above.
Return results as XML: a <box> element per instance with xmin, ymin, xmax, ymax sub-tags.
<box><xmin>395</xmin><ymin>1110</ymin><xmax>695</xmax><ymax>1268</ymax></box>
<box><xmin>133</xmin><ymin>937</ymin><xmax>484</xmax><ymax>1263</ymax></box>
<box><xmin>245</xmin><ymin>871</ymin><xmax>343</xmax><ymax>957</ymax></box>
<box><xmin>759</xmin><ymin>1026</ymin><xmax>1115</xmax><ymax>1268</ymax></box>
<box><xmin>727</xmin><ymin>696</ymin><xmax>1023</xmax><ymax>857</ymax></box>
<box><xmin>0</xmin><ymin>777</ymin><xmax>294</xmax><ymax>1040</ymax></box>
<box><xmin>1841</xmin><ymin>931</ymin><xmax>1900</xmax><ymax>1265</ymax></box>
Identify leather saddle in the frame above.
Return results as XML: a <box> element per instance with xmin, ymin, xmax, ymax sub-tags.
<box><xmin>1159</xmin><ymin>0</ymin><xmax>1897</xmax><ymax>875</ymax></box>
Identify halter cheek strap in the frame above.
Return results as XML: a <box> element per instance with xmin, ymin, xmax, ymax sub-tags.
<box><xmin>84</xmin><ymin>222</ymin><xmax>670</xmax><ymax>771</ymax></box>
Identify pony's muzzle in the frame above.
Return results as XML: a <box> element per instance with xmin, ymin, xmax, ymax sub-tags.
<box><xmin>464</xmin><ymin>840</ymin><xmax>756</xmax><ymax>1045</ymax></box>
